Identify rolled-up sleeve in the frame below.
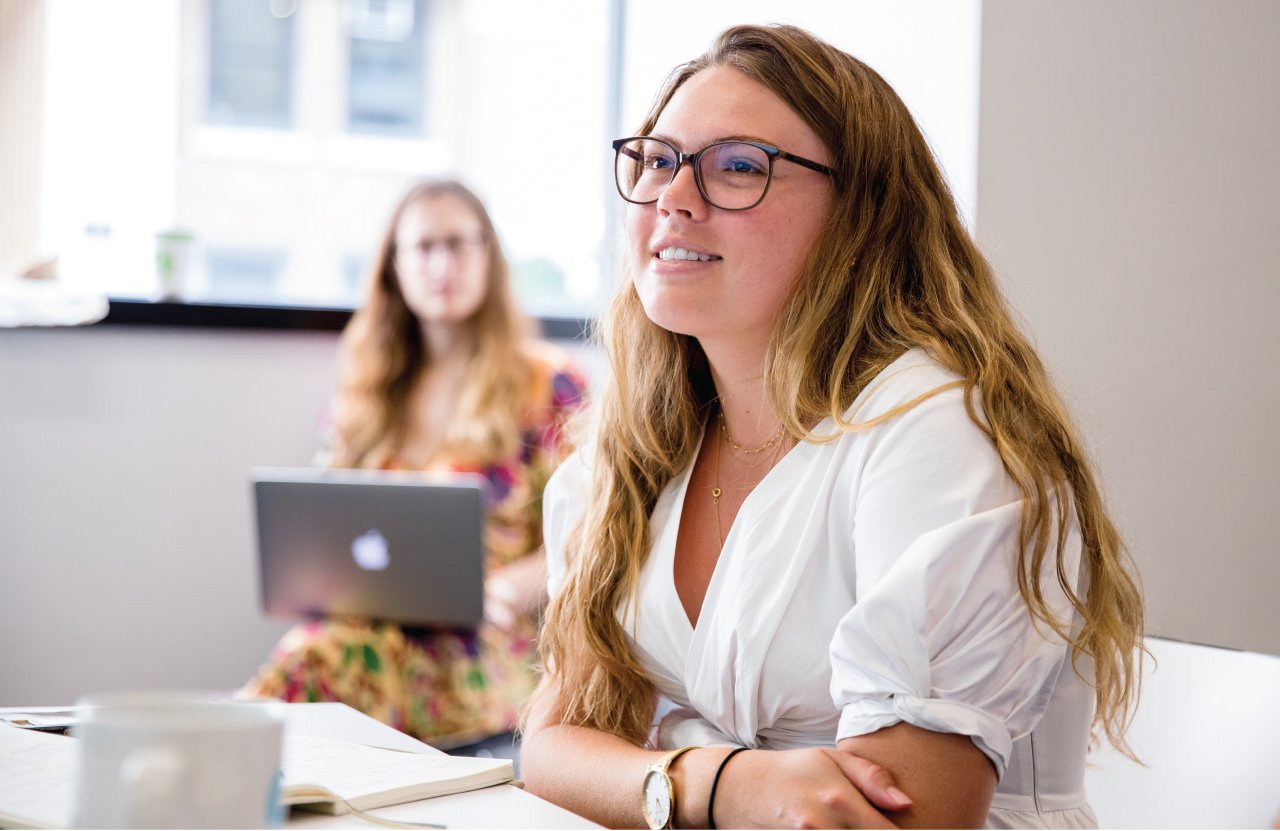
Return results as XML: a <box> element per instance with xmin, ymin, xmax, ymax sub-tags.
<box><xmin>830</xmin><ymin>379</ymin><xmax>1081</xmax><ymax>780</ymax></box>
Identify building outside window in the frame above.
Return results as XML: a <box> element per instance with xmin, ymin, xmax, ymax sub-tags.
<box><xmin>207</xmin><ymin>0</ymin><xmax>295</xmax><ymax>129</ymax></box>
<box><xmin>346</xmin><ymin>0</ymin><xmax>427</xmax><ymax>137</ymax></box>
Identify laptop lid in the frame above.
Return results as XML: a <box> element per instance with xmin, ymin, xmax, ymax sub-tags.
<box><xmin>251</xmin><ymin>467</ymin><xmax>486</xmax><ymax>629</ymax></box>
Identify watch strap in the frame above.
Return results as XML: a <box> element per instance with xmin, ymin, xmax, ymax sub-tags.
<box><xmin>654</xmin><ymin>744</ymin><xmax>697</xmax><ymax>774</ymax></box>
<box><xmin>646</xmin><ymin>745</ymin><xmax>697</xmax><ymax>829</ymax></box>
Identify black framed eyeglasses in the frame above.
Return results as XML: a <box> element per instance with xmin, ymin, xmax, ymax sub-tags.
<box><xmin>398</xmin><ymin>235</ymin><xmax>487</xmax><ymax>259</ymax></box>
<box><xmin>612</xmin><ymin>136</ymin><xmax>835</xmax><ymax>211</ymax></box>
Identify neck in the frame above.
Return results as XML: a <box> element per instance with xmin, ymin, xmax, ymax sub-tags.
<box><xmin>700</xmin><ymin>335</ymin><xmax>780</xmax><ymax>449</ymax></box>
<box><xmin>421</xmin><ymin>320</ymin><xmax>474</xmax><ymax>366</ymax></box>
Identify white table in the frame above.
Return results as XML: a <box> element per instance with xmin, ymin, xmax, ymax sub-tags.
<box><xmin>1</xmin><ymin>702</ymin><xmax>597</xmax><ymax>830</ymax></box>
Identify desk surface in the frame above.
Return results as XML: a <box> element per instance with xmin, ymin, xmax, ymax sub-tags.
<box><xmin>1</xmin><ymin>702</ymin><xmax>597</xmax><ymax>830</ymax></box>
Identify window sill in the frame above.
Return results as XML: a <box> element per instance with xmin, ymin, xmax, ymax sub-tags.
<box><xmin>97</xmin><ymin>297</ymin><xmax>589</xmax><ymax>340</ymax></box>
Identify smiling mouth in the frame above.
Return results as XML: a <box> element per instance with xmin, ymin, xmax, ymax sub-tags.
<box><xmin>655</xmin><ymin>246</ymin><xmax>721</xmax><ymax>262</ymax></box>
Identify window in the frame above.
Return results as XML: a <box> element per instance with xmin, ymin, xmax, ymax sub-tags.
<box><xmin>347</xmin><ymin>0</ymin><xmax>427</xmax><ymax>136</ymax></box>
<box><xmin>340</xmin><ymin>251</ymin><xmax>369</xmax><ymax>305</ymax></box>
<box><xmin>204</xmin><ymin>247</ymin><xmax>287</xmax><ymax>302</ymax></box>
<box><xmin>24</xmin><ymin>0</ymin><xmax>979</xmax><ymax>320</ymax></box>
<box><xmin>207</xmin><ymin>0</ymin><xmax>295</xmax><ymax>129</ymax></box>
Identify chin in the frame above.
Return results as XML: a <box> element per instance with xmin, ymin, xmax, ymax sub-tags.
<box><xmin>635</xmin><ymin>294</ymin><xmax>706</xmax><ymax>339</ymax></box>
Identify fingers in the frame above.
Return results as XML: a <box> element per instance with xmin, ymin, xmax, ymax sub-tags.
<box><xmin>828</xmin><ymin>749</ymin><xmax>913</xmax><ymax>813</ymax></box>
<box><xmin>725</xmin><ymin>749</ymin><xmax>901</xmax><ymax>830</ymax></box>
<box><xmin>483</xmin><ymin>595</ymin><xmax>518</xmax><ymax>632</ymax></box>
<box><xmin>820</xmin><ymin>791</ymin><xmax>899</xmax><ymax>830</ymax></box>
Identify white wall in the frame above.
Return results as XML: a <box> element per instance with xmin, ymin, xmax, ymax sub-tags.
<box><xmin>977</xmin><ymin>1</ymin><xmax>1280</xmax><ymax>655</ymax></box>
<box><xmin>0</xmin><ymin>326</ymin><xmax>336</xmax><ymax>704</ymax></box>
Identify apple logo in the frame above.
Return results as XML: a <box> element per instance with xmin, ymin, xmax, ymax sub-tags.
<box><xmin>352</xmin><ymin>529</ymin><xmax>390</xmax><ymax>571</ymax></box>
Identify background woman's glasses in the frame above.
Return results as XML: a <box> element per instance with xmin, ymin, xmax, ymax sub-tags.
<box><xmin>403</xmin><ymin>236</ymin><xmax>487</xmax><ymax>259</ymax></box>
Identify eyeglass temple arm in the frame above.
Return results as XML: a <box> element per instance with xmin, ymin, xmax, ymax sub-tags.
<box><xmin>778</xmin><ymin>150</ymin><xmax>836</xmax><ymax>177</ymax></box>
<box><xmin>615</xmin><ymin>142</ymin><xmax>644</xmax><ymax>164</ymax></box>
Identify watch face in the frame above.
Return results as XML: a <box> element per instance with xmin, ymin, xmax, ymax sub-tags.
<box><xmin>642</xmin><ymin>769</ymin><xmax>672</xmax><ymax>829</ymax></box>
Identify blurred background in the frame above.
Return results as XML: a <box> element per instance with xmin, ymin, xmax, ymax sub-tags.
<box><xmin>0</xmin><ymin>0</ymin><xmax>979</xmax><ymax>315</ymax></box>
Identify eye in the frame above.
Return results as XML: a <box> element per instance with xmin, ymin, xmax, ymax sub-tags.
<box><xmin>720</xmin><ymin>155</ymin><xmax>766</xmax><ymax>175</ymax></box>
<box><xmin>645</xmin><ymin>153</ymin><xmax>675</xmax><ymax>171</ymax></box>
<box><xmin>704</xmin><ymin>143</ymin><xmax>770</xmax><ymax>179</ymax></box>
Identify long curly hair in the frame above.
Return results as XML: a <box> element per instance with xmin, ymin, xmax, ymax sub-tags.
<box><xmin>332</xmin><ymin>180</ymin><xmax>533</xmax><ymax>467</ymax></box>
<box><xmin>537</xmin><ymin>24</ymin><xmax>1144</xmax><ymax>758</ymax></box>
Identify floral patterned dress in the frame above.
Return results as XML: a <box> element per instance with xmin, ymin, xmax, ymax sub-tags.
<box><xmin>239</xmin><ymin>342</ymin><xmax>587</xmax><ymax>748</ymax></box>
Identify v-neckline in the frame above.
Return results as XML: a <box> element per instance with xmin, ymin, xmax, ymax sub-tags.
<box><xmin>666</xmin><ymin>419</ymin><xmax>823</xmax><ymax>636</ymax></box>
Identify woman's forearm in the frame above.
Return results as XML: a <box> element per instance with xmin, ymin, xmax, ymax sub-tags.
<box><xmin>523</xmin><ymin>676</ymin><xmax>910</xmax><ymax>829</ymax></box>
<box><xmin>521</xmin><ymin>721</ymin><xmax>663</xmax><ymax>828</ymax></box>
<box><xmin>523</xmin><ymin>720</ymin><xmax>912</xmax><ymax>829</ymax></box>
<box><xmin>838</xmin><ymin>724</ymin><xmax>995</xmax><ymax>828</ymax></box>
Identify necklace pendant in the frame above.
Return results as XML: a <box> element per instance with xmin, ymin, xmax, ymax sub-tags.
<box><xmin>711</xmin><ymin>487</ymin><xmax>722</xmax><ymax>499</ymax></box>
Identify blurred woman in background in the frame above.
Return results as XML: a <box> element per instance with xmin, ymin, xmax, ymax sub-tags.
<box><xmin>242</xmin><ymin>180</ymin><xmax>587</xmax><ymax>758</ymax></box>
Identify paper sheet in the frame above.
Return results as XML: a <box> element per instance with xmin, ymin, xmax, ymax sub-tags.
<box><xmin>283</xmin><ymin>733</ymin><xmax>511</xmax><ymax>807</ymax></box>
<box><xmin>0</xmin><ymin>725</ymin><xmax>77</xmax><ymax>829</ymax></box>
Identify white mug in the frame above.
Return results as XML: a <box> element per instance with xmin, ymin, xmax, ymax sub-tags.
<box><xmin>72</xmin><ymin>691</ymin><xmax>284</xmax><ymax>829</ymax></box>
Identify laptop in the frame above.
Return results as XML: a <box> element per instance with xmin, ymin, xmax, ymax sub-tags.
<box><xmin>251</xmin><ymin>467</ymin><xmax>487</xmax><ymax>629</ymax></box>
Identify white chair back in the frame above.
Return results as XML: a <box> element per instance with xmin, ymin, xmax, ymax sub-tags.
<box><xmin>1085</xmin><ymin>636</ymin><xmax>1280</xmax><ymax>828</ymax></box>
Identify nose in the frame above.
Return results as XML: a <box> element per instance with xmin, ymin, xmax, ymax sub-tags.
<box><xmin>655</xmin><ymin>162</ymin><xmax>707</xmax><ymax>220</ymax></box>
<box><xmin>421</xmin><ymin>244</ymin><xmax>459</xmax><ymax>278</ymax></box>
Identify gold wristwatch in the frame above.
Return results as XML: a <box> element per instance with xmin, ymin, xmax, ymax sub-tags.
<box><xmin>642</xmin><ymin>745</ymin><xmax>697</xmax><ymax>829</ymax></box>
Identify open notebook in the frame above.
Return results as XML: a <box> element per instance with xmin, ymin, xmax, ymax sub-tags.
<box><xmin>281</xmin><ymin>734</ymin><xmax>512</xmax><ymax>815</ymax></box>
<box><xmin>0</xmin><ymin>725</ymin><xmax>512</xmax><ymax>828</ymax></box>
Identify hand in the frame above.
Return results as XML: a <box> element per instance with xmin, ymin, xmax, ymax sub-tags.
<box><xmin>712</xmin><ymin>747</ymin><xmax>911</xmax><ymax>829</ymax></box>
<box><xmin>483</xmin><ymin>550</ymin><xmax>548</xmax><ymax>635</ymax></box>
<box><xmin>483</xmin><ymin>589</ymin><xmax>517</xmax><ymax>633</ymax></box>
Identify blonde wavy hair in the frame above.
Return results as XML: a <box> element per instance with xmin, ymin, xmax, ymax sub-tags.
<box><xmin>538</xmin><ymin>24</ymin><xmax>1144</xmax><ymax>758</ymax></box>
<box><xmin>332</xmin><ymin>180</ymin><xmax>533</xmax><ymax>467</ymax></box>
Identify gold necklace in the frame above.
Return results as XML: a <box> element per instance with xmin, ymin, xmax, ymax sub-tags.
<box><xmin>712</xmin><ymin>425</ymin><xmax>725</xmax><ymax>549</ymax></box>
<box><xmin>710</xmin><ymin>416</ymin><xmax>786</xmax><ymax>549</ymax></box>
<box><xmin>718</xmin><ymin>410</ymin><xmax>784</xmax><ymax>456</ymax></box>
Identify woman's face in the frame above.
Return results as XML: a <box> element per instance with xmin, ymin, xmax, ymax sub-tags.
<box><xmin>627</xmin><ymin>65</ymin><xmax>834</xmax><ymax>347</ymax></box>
<box><xmin>393</xmin><ymin>193</ymin><xmax>490</xmax><ymax>326</ymax></box>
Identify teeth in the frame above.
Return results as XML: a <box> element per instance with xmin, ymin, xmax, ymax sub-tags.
<box><xmin>657</xmin><ymin>246</ymin><xmax>718</xmax><ymax>262</ymax></box>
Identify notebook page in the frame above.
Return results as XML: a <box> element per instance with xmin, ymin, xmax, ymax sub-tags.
<box><xmin>282</xmin><ymin>734</ymin><xmax>511</xmax><ymax>808</ymax></box>
<box><xmin>0</xmin><ymin>725</ymin><xmax>77</xmax><ymax>829</ymax></box>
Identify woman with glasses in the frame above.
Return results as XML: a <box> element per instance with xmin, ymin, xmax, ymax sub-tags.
<box><xmin>240</xmin><ymin>180</ymin><xmax>587</xmax><ymax>758</ymax></box>
<box><xmin>522</xmin><ymin>25</ymin><xmax>1143</xmax><ymax>828</ymax></box>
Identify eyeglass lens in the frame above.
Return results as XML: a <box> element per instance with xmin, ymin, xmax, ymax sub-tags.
<box><xmin>615</xmin><ymin>138</ymin><xmax>772</xmax><ymax>210</ymax></box>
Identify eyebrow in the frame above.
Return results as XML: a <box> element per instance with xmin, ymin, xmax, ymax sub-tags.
<box><xmin>647</xmin><ymin>131</ymin><xmax>779</xmax><ymax>150</ymax></box>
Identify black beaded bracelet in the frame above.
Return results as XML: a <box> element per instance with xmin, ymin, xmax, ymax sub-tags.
<box><xmin>707</xmin><ymin>746</ymin><xmax>749</xmax><ymax>830</ymax></box>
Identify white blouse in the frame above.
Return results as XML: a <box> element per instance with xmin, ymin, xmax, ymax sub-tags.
<box><xmin>544</xmin><ymin>350</ymin><xmax>1098</xmax><ymax>829</ymax></box>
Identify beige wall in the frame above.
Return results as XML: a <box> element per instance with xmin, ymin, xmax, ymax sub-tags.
<box><xmin>0</xmin><ymin>326</ymin><xmax>332</xmax><ymax>704</ymax></box>
<box><xmin>977</xmin><ymin>1</ymin><xmax>1280</xmax><ymax>654</ymax></box>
